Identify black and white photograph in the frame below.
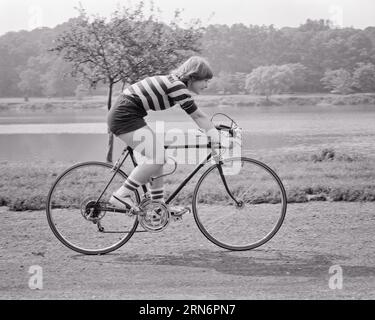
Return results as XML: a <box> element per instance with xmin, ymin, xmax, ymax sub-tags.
<box><xmin>0</xmin><ymin>0</ymin><xmax>375</xmax><ymax>304</ymax></box>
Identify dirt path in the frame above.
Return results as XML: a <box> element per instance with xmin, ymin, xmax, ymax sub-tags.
<box><xmin>1</xmin><ymin>202</ymin><xmax>375</xmax><ymax>299</ymax></box>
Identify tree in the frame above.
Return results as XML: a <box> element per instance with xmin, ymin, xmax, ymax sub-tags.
<box><xmin>286</xmin><ymin>63</ymin><xmax>308</xmax><ymax>92</ymax></box>
<box><xmin>15</xmin><ymin>53</ymin><xmax>77</xmax><ymax>99</ymax></box>
<box><xmin>299</xmin><ymin>19</ymin><xmax>331</xmax><ymax>32</ymax></box>
<box><xmin>18</xmin><ymin>68</ymin><xmax>43</xmax><ymax>99</ymax></box>
<box><xmin>353</xmin><ymin>63</ymin><xmax>375</xmax><ymax>92</ymax></box>
<box><xmin>41</xmin><ymin>58</ymin><xmax>78</xmax><ymax>98</ymax></box>
<box><xmin>245</xmin><ymin>64</ymin><xmax>306</xmax><ymax>98</ymax></box>
<box><xmin>51</xmin><ymin>3</ymin><xmax>203</xmax><ymax>163</ymax></box>
<box><xmin>245</xmin><ymin>65</ymin><xmax>285</xmax><ymax>99</ymax></box>
<box><xmin>0</xmin><ymin>44</ymin><xmax>19</xmax><ymax>97</ymax></box>
<box><xmin>3</xmin><ymin>17</ymin><xmax>375</xmax><ymax>98</ymax></box>
<box><xmin>321</xmin><ymin>69</ymin><xmax>354</xmax><ymax>94</ymax></box>
<box><xmin>206</xmin><ymin>72</ymin><xmax>247</xmax><ymax>94</ymax></box>
<box><xmin>0</xmin><ymin>28</ymin><xmax>59</xmax><ymax>97</ymax></box>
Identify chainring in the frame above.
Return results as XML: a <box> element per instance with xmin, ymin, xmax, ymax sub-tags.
<box><xmin>138</xmin><ymin>200</ymin><xmax>170</xmax><ymax>233</ymax></box>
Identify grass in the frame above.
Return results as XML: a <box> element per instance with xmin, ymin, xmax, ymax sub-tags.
<box><xmin>266</xmin><ymin>149</ymin><xmax>375</xmax><ymax>203</ymax></box>
<box><xmin>1</xmin><ymin>147</ymin><xmax>374</xmax><ymax>211</ymax></box>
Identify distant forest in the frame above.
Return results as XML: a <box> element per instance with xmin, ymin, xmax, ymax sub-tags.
<box><xmin>1</xmin><ymin>18</ymin><xmax>375</xmax><ymax>98</ymax></box>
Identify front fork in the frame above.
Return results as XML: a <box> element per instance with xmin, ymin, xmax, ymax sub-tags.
<box><xmin>210</xmin><ymin>140</ymin><xmax>244</xmax><ymax>209</ymax></box>
<box><xmin>215</xmin><ymin>161</ymin><xmax>244</xmax><ymax>208</ymax></box>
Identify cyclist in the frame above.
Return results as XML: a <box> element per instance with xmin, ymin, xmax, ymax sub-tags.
<box><xmin>107</xmin><ymin>56</ymin><xmax>220</xmax><ymax>215</ymax></box>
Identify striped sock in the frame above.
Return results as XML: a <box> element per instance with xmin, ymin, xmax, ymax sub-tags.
<box><xmin>150</xmin><ymin>188</ymin><xmax>164</xmax><ymax>202</ymax></box>
<box><xmin>122</xmin><ymin>177</ymin><xmax>141</xmax><ymax>194</ymax></box>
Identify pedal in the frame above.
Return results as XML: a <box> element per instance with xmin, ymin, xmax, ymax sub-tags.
<box><xmin>170</xmin><ymin>206</ymin><xmax>191</xmax><ymax>217</ymax></box>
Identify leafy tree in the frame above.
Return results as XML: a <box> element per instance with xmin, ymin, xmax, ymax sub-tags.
<box><xmin>364</xmin><ymin>27</ymin><xmax>375</xmax><ymax>48</ymax></box>
<box><xmin>246</xmin><ymin>65</ymin><xmax>284</xmax><ymax>98</ymax></box>
<box><xmin>0</xmin><ymin>28</ymin><xmax>58</xmax><ymax>97</ymax></box>
<box><xmin>0</xmin><ymin>44</ymin><xmax>18</xmax><ymax>97</ymax></box>
<box><xmin>321</xmin><ymin>69</ymin><xmax>354</xmax><ymax>94</ymax></box>
<box><xmin>352</xmin><ymin>63</ymin><xmax>375</xmax><ymax>92</ymax></box>
<box><xmin>41</xmin><ymin>58</ymin><xmax>78</xmax><ymax>98</ymax></box>
<box><xmin>286</xmin><ymin>63</ymin><xmax>308</xmax><ymax>92</ymax></box>
<box><xmin>245</xmin><ymin>64</ymin><xmax>306</xmax><ymax>98</ymax></box>
<box><xmin>207</xmin><ymin>72</ymin><xmax>247</xmax><ymax>94</ymax></box>
<box><xmin>2</xmin><ymin>17</ymin><xmax>375</xmax><ymax>97</ymax></box>
<box><xmin>232</xmin><ymin>72</ymin><xmax>247</xmax><ymax>94</ymax></box>
<box><xmin>299</xmin><ymin>19</ymin><xmax>331</xmax><ymax>32</ymax></box>
<box><xmin>18</xmin><ymin>68</ymin><xmax>43</xmax><ymax>99</ymax></box>
<box><xmin>51</xmin><ymin>3</ymin><xmax>203</xmax><ymax>162</ymax></box>
<box><xmin>15</xmin><ymin>54</ymin><xmax>76</xmax><ymax>99</ymax></box>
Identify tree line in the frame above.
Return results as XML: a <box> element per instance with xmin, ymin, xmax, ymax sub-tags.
<box><xmin>1</xmin><ymin>13</ymin><xmax>375</xmax><ymax>99</ymax></box>
<box><xmin>202</xmin><ymin>20</ymin><xmax>375</xmax><ymax>95</ymax></box>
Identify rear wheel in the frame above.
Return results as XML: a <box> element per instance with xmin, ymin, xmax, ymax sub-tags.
<box><xmin>192</xmin><ymin>157</ymin><xmax>287</xmax><ymax>250</ymax></box>
<box><xmin>46</xmin><ymin>161</ymin><xmax>140</xmax><ymax>255</ymax></box>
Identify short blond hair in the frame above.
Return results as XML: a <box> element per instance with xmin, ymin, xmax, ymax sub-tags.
<box><xmin>172</xmin><ymin>56</ymin><xmax>213</xmax><ymax>84</ymax></box>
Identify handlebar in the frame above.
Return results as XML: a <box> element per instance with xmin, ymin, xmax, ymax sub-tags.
<box><xmin>215</xmin><ymin>124</ymin><xmax>234</xmax><ymax>137</ymax></box>
<box><xmin>212</xmin><ymin>113</ymin><xmax>241</xmax><ymax>138</ymax></box>
<box><xmin>197</xmin><ymin>113</ymin><xmax>242</xmax><ymax>153</ymax></box>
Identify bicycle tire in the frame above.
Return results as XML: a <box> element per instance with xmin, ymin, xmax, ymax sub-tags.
<box><xmin>192</xmin><ymin>157</ymin><xmax>287</xmax><ymax>251</ymax></box>
<box><xmin>46</xmin><ymin>161</ymin><xmax>140</xmax><ymax>255</ymax></box>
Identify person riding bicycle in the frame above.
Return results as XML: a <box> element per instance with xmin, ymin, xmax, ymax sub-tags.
<box><xmin>107</xmin><ymin>56</ymin><xmax>220</xmax><ymax>215</ymax></box>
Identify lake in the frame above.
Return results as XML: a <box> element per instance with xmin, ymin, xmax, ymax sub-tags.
<box><xmin>1</xmin><ymin>105</ymin><xmax>375</xmax><ymax>162</ymax></box>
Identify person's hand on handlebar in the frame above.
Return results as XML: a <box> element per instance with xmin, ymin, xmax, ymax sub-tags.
<box><xmin>206</xmin><ymin>127</ymin><xmax>222</xmax><ymax>162</ymax></box>
<box><xmin>206</xmin><ymin>127</ymin><xmax>220</xmax><ymax>145</ymax></box>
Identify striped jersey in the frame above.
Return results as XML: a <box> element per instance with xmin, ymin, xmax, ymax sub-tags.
<box><xmin>123</xmin><ymin>75</ymin><xmax>198</xmax><ymax>115</ymax></box>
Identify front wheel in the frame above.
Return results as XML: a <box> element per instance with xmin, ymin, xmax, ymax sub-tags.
<box><xmin>46</xmin><ymin>161</ymin><xmax>140</xmax><ymax>255</ymax></box>
<box><xmin>192</xmin><ymin>157</ymin><xmax>287</xmax><ymax>251</ymax></box>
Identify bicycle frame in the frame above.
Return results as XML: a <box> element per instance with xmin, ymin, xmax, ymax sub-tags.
<box><xmin>163</xmin><ymin>143</ymin><xmax>213</xmax><ymax>205</ymax></box>
<box><xmin>97</xmin><ymin>141</ymin><xmax>240</xmax><ymax>210</ymax></box>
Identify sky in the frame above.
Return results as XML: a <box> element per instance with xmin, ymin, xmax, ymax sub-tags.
<box><xmin>0</xmin><ymin>0</ymin><xmax>374</xmax><ymax>36</ymax></box>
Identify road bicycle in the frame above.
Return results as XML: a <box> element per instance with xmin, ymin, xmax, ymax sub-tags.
<box><xmin>46</xmin><ymin>113</ymin><xmax>287</xmax><ymax>255</ymax></box>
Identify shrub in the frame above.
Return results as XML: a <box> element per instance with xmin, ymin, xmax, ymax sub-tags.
<box><xmin>311</xmin><ymin>148</ymin><xmax>336</xmax><ymax>162</ymax></box>
<box><xmin>321</xmin><ymin>69</ymin><xmax>354</xmax><ymax>94</ymax></box>
<box><xmin>353</xmin><ymin>63</ymin><xmax>375</xmax><ymax>93</ymax></box>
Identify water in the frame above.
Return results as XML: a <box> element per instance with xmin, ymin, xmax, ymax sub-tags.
<box><xmin>1</xmin><ymin>105</ymin><xmax>374</xmax><ymax>162</ymax></box>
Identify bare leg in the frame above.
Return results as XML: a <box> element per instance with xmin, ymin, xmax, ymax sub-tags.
<box><xmin>116</xmin><ymin>126</ymin><xmax>165</xmax><ymax>201</ymax></box>
<box><xmin>112</xmin><ymin>125</ymin><xmax>190</xmax><ymax>215</ymax></box>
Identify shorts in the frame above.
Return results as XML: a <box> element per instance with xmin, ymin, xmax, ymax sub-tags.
<box><xmin>107</xmin><ymin>94</ymin><xmax>148</xmax><ymax>136</ymax></box>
